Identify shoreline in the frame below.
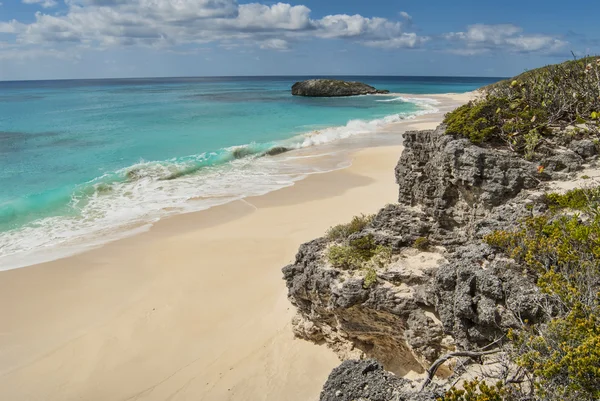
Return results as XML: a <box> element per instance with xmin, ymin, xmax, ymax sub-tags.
<box><xmin>0</xmin><ymin>92</ymin><xmax>473</xmax><ymax>401</ymax></box>
<box><xmin>0</xmin><ymin>92</ymin><xmax>472</xmax><ymax>271</ymax></box>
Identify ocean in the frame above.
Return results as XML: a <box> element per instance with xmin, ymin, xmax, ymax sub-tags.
<box><xmin>0</xmin><ymin>76</ymin><xmax>501</xmax><ymax>269</ymax></box>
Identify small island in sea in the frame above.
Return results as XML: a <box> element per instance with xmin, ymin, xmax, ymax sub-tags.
<box><xmin>292</xmin><ymin>79</ymin><xmax>390</xmax><ymax>97</ymax></box>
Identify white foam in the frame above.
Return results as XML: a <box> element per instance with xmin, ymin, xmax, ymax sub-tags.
<box><xmin>297</xmin><ymin>106</ymin><xmax>438</xmax><ymax>148</ymax></box>
<box><xmin>0</xmin><ymin>100</ymin><xmax>436</xmax><ymax>270</ymax></box>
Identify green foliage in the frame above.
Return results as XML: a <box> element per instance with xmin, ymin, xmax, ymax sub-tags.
<box><xmin>326</xmin><ymin>232</ymin><xmax>392</xmax><ymax>291</ymax></box>
<box><xmin>414</xmin><ymin>236</ymin><xmax>431</xmax><ymax>251</ymax></box>
<box><xmin>326</xmin><ymin>234</ymin><xmax>392</xmax><ymax>270</ymax></box>
<box><xmin>349</xmin><ymin>234</ymin><xmax>379</xmax><ymax>259</ymax></box>
<box><xmin>444</xmin><ymin>97</ymin><xmax>508</xmax><ymax>144</ymax></box>
<box><xmin>444</xmin><ymin>56</ymin><xmax>600</xmax><ymax>155</ymax></box>
<box><xmin>367</xmin><ymin>245</ymin><xmax>393</xmax><ymax>269</ymax></box>
<box><xmin>363</xmin><ymin>268</ymin><xmax>377</xmax><ymax>289</ymax></box>
<box><xmin>326</xmin><ymin>214</ymin><xmax>374</xmax><ymax>242</ymax></box>
<box><xmin>543</xmin><ymin>187</ymin><xmax>600</xmax><ymax>210</ymax></box>
<box><xmin>327</xmin><ymin>244</ymin><xmax>365</xmax><ymax>270</ymax></box>
<box><xmin>484</xmin><ymin>193</ymin><xmax>600</xmax><ymax>400</ymax></box>
<box><xmin>438</xmin><ymin>379</ymin><xmax>508</xmax><ymax>401</ymax></box>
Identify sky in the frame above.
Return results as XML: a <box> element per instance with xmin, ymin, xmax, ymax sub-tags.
<box><xmin>0</xmin><ymin>0</ymin><xmax>598</xmax><ymax>81</ymax></box>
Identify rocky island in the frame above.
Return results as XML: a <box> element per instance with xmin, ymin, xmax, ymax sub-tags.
<box><xmin>291</xmin><ymin>79</ymin><xmax>390</xmax><ymax>97</ymax></box>
<box><xmin>283</xmin><ymin>58</ymin><xmax>600</xmax><ymax>400</ymax></box>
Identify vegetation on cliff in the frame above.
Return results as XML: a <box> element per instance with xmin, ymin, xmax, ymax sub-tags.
<box><xmin>444</xmin><ymin>57</ymin><xmax>600</xmax><ymax>159</ymax></box>
<box><xmin>325</xmin><ymin>215</ymin><xmax>392</xmax><ymax>288</ymax></box>
<box><xmin>480</xmin><ymin>186</ymin><xmax>600</xmax><ymax>401</ymax></box>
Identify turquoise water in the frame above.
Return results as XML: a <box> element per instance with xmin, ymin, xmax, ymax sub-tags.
<box><xmin>0</xmin><ymin>76</ymin><xmax>501</xmax><ymax>268</ymax></box>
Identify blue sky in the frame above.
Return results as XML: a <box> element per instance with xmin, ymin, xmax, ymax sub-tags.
<box><xmin>0</xmin><ymin>0</ymin><xmax>598</xmax><ymax>80</ymax></box>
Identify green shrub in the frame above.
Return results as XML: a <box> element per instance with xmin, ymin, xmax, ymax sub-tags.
<box><xmin>543</xmin><ymin>187</ymin><xmax>600</xmax><ymax>210</ymax></box>
<box><xmin>414</xmin><ymin>236</ymin><xmax>431</xmax><ymax>251</ymax></box>
<box><xmin>326</xmin><ymin>235</ymin><xmax>392</xmax><ymax>273</ymax></box>
<box><xmin>368</xmin><ymin>245</ymin><xmax>393</xmax><ymax>269</ymax></box>
<box><xmin>444</xmin><ymin>97</ymin><xmax>508</xmax><ymax>144</ymax></box>
<box><xmin>363</xmin><ymin>268</ymin><xmax>377</xmax><ymax>289</ymax></box>
<box><xmin>348</xmin><ymin>234</ymin><xmax>378</xmax><ymax>259</ymax></box>
<box><xmin>438</xmin><ymin>379</ymin><xmax>507</xmax><ymax>401</ymax></box>
<box><xmin>327</xmin><ymin>245</ymin><xmax>365</xmax><ymax>270</ymax></box>
<box><xmin>444</xmin><ymin>56</ymin><xmax>600</xmax><ymax>155</ymax></box>
<box><xmin>326</xmin><ymin>214</ymin><xmax>374</xmax><ymax>241</ymax></box>
<box><xmin>484</xmin><ymin>200</ymin><xmax>600</xmax><ymax>400</ymax></box>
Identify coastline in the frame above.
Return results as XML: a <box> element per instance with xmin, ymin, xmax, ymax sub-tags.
<box><xmin>0</xmin><ymin>92</ymin><xmax>472</xmax><ymax>401</ymax></box>
<box><xmin>0</xmin><ymin>92</ymin><xmax>473</xmax><ymax>271</ymax></box>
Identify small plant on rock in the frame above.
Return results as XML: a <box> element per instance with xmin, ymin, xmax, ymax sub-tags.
<box><xmin>438</xmin><ymin>379</ymin><xmax>507</xmax><ymax>401</ymax></box>
<box><xmin>414</xmin><ymin>236</ymin><xmax>431</xmax><ymax>251</ymax></box>
<box><xmin>326</xmin><ymin>214</ymin><xmax>374</xmax><ymax>242</ymax></box>
<box><xmin>363</xmin><ymin>268</ymin><xmax>377</xmax><ymax>289</ymax></box>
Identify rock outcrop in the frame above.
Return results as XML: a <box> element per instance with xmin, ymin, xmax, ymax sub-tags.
<box><xmin>320</xmin><ymin>360</ymin><xmax>440</xmax><ymax>401</ymax></box>
<box><xmin>291</xmin><ymin>79</ymin><xmax>390</xmax><ymax>97</ymax></box>
<box><xmin>282</xmin><ymin>125</ymin><xmax>591</xmax><ymax>399</ymax></box>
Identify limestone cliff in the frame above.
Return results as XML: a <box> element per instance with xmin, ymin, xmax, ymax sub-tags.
<box><xmin>282</xmin><ymin>125</ymin><xmax>594</xmax><ymax>399</ymax></box>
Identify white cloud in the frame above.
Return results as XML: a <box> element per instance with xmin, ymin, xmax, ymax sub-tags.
<box><xmin>0</xmin><ymin>20</ymin><xmax>25</xmax><ymax>34</ymax></box>
<box><xmin>0</xmin><ymin>0</ymin><xmax>426</xmax><ymax>59</ymax></box>
<box><xmin>364</xmin><ymin>33</ymin><xmax>427</xmax><ymax>49</ymax></box>
<box><xmin>22</xmin><ymin>0</ymin><xmax>58</xmax><ymax>8</ymax></box>
<box><xmin>444</xmin><ymin>24</ymin><xmax>567</xmax><ymax>54</ymax></box>
<box><xmin>399</xmin><ymin>11</ymin><xmax>412</xmax><ymax>23</ymax></box>
<box><xmin>259</xmin><ymin>38</ymin><xmax>289</xmax><ymax>50</ymax></box>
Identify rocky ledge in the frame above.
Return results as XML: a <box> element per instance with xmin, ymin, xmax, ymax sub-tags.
<box><xmin>282</xmin><ymin>125</ymin><xmax>596</xmax><ymax>399</ymax></box>
<box><xmin>291</xmin><ymin>79</ymin><xmax>390</xmax><ymax>97</ymax></box>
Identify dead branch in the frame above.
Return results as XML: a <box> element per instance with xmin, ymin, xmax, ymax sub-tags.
<box><xmin>419</xmin><ymin>349</ymin><xmax>500</xmax><ymax>392</ymax></box>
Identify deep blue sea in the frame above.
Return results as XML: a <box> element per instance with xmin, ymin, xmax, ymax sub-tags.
<box><xmin>0</xmin><ymin>76</ymin><xmax>502</xmax><ymax>268</ymax></box>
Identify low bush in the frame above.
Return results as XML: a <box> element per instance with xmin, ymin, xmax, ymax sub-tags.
<box><xmin>484</xmin><ymin>191</ymin><xmax>600</xmax><ymax>401</ymax></box>
<box><xmin>327</xmin><ymin>244</ymin><xmax>365</xmax><ymax>270</ymax></box>
<box><xmin>326</xmin><ymin>214</ymin><xmax>374</xmax><ymax>241</ymax></box>
<box><xmin>414</xmin><ymin>236</ymin><xmax>431</xmax><ymax>251</ymax></box>
<box><xmin>438</xmin><ymin>379</ymin><xmax>507</xmax><ymax>401</ymax></box>
<box><xmin>543</xmin><ymin>187</ymin><xmax>600</xmax><ymax>210</ymax></box>
<box><xmin>363</xmin><ymin>268</ymin><xmax>377</xmax><ymax>289</ymax></box>
<box><xmin>444</xmin><ymin>56</ymin><xmax>600</xmax><ymax>157</ymax></box>
<box><xmin>327</xmin><ymin>234</ymin><xmax>392</xmax><ymax>272</ymax></box>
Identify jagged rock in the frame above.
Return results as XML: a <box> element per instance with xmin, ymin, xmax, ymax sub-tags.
<box><xmin>291</xmin><ymin>79</ymin><xmax>389</xmax><ymax>97</ymax></box>
<box><xmin>568</xmin><ymin>139</ymin><xmax>597</xmax><ymax>159</ymax></box>
<box><xmin>320</xmin><ymin>360</ymin><xmax>441</xmax><ymax>401</ymax></box>
<box><xmin>282</xmin><ymin>124</ymin><xmax>585</xmax><ymax>397</ymax></box>
<box><xmin>433</xmin><ymin>244</ymin><xmax>545</xmax><ymax>348</ymax></box>
<box><xmin>283</xmin><ymin>125</ymin><xmax>549</xmax><ymax>374</ymax></box>
<box><xmin>396</xmin><ymin>127</ymin><xmax>540</xmax><ymax>245</ymax></box>
<box><xmin>541</xmin><ymin>151</ymin><xmax>584</xmax><ymax>173</ymax></box>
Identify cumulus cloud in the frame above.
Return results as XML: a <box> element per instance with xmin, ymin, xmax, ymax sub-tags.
<box><xmin>0</xmin><ymin>0</ymin><xmax>425</xmax><ymax>57</ymax></box>
<box><xmin>0</xmin><ymin>2</ymin><xmax>570</xmax><ymax>62</ymax></box>
<box><xmin>22</xmin><ymin>0</ymin><xmax>58</xmax><ymax>8</ymax></box>
<box><xmin>444</xmin><ymin>24</ymin><xmax>567</xmax><ymax>54</ymax></box>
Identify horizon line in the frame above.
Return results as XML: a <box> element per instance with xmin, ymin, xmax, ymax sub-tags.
<box><xmin>0</xmin><ymin>73</ymin><xmax>508</xmax><ymax>84</ymax></box>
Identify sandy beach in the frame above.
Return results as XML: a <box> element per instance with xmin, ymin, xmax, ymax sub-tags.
<box><xmin>0</xmin><ymin>93</ymin><xmax>471</xmax><ymax>401</ymax></box>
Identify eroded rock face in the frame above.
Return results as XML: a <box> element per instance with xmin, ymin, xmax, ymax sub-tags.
<box><xmin>282</xmin><ymin>125</ymin><xmax>589</xmax><ymax>398</ymax></box>
<box><xmin>320</xmin><ymin>360</ymin><xmax>441</xmax><ymax>401</ymax></box>
<box><xmin>291</xmin><ymin>79</ymin><xmax>390</xmax><ymax>97</ymax></box>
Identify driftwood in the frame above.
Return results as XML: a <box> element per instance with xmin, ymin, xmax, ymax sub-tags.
<box><xmin>419</xmin><ymin>350</ymin><xmax>500</xmax><ymax>392</ymax></box>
